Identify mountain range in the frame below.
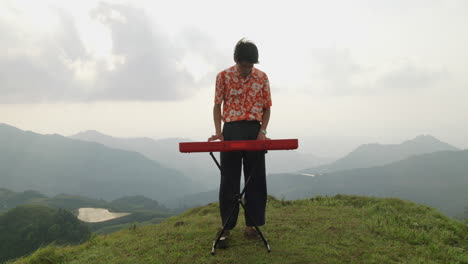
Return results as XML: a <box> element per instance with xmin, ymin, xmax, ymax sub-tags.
<box><xmin>301</xmin><ymin>134</ymin><xmax>459</xmax><ymax>174</ymax></box>
<box><xmin>70</xmin><ymin>130</ymin><xmax>221</xmax><ymax>189</ymax></box>
<box><xmin>178</xmin><ymin>138</ymin><xmax>467</xmax><ymax>218</ymax></box>
<box><xmin>2</xmin><ymin>123</ymin><xmax>466</xmax><ymax>217</ymax></box>
<box><xmin>71</xmin><ymin>130</ymin><xmax>333</xmax><ymax>190</ymax></box>
<box><xmin>272</xmin><ymin>149</ymin><xmax>468</xmax><ymax>217</ymax></box>
<box><xmin>0</xmin><ymin>124</ymin><xmax>201</xmax><ymax>205</ymax></box>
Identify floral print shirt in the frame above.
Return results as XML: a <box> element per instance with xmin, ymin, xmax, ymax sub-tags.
<box><xmin>215</xmin><ymin>65</ymin><xmax>272</xmax><ymax>122</ymax></box>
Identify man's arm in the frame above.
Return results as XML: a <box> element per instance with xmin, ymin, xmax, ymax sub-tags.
<box><xmin>258</xmin><ymin>108</ymin><xmax>271</xmax><ymax>140</ymax></box>
<box><xmin>213</xmin><ymin>104</ymin><xmax>222</xmax><ymax>135</ymax></box>
<box><xmin>208</xmin><ymin>104</ymin><xmax>224</xmax><ymax>141</ymax></box>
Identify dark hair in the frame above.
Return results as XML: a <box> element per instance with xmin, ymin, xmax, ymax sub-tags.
<box><xmin>234</xmin><ymin>38</ymin><xmax>259</xmax><ymax>64</ymax></box>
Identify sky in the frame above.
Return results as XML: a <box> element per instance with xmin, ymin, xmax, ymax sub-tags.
<box><xmin>1</xmin><ymin>0</ymin><xmax>467</xmax><ymax>157</ymax></box>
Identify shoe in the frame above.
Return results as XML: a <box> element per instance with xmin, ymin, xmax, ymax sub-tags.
<box><xmin>244</xmin><ymin>226</ymin><xmax>260</xmax><ymax>240</ymax></box>
<box><xmin>215</xmin><ymin>228</ymin><xmax>230</xmax><ymax>249</ymax></box>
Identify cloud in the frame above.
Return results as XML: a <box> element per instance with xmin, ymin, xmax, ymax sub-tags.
<box><xmin>310</xmin><ymin>48</ymin><xmax>361</xmax><ymax>96</ymax></box>
<box><xmin>0</xmin><ymin>10</ymin><xmax>78</xmax><ymax>102</ymax></box>
<box><xmin>177</xmin><ymin>27</ymin><xmax>229</xmax><ymax>69</ymax></box>
<box><xmin>309</xmin><ymin>47</ymin><xmax>448</xmax><ymax>96</ymax></box>
<box><xmin>0</xmin><ymin>2</ymin><xmax>208</xmax><ymax>103</ymax></box>
<box><xmin>88</xmin><ymin>2</ymin><xmax>198</xmax><ymax>101</ymax></box>
<box><xmin>376</xmin><ymin>64</ymin><xmax>447</xmax><ymax>92</ymax></box>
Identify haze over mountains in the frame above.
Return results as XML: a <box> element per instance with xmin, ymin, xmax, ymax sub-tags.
<box><xmin>301</xmin><ymin>135</ymin><xmax>459</xmax><ymax>174</ymax></box>
<box><xmin>177</xmin><ymin>136</ymin><xmax>467</xmax><ymax>218</ymax></box>
<box><xmin>71</xmin><ymin>130</ymin><xmax>220</xmax><ymax>189</ymax></box>
<box><xmin>1</xmin><ymin>123</ymin><xmax>466</xmax><ymax>218</ymax></box>
<box><xmin>0</xmin><ymin>124</ymin><xmax>200</xmax><ymax>204</ymax></box>
<box><xmin>71</xmin><ymin>130</ymin><xmax>334</xmax><ymax>188</ymax></box>
<box><xmin>272</xmin><ymin>149</ymin><xmax>468</xmax><ymax>217</ymax></box>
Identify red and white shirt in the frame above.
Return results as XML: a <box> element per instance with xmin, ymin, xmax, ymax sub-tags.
<box><xmin>215</xmin><ymin>65</ymin><xmax>272</xmax><ymax>122</ymax></box>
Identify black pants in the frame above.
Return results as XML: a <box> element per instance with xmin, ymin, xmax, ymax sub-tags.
<box><xmin>219</xmin><ymin>120</ymin><xmax>267</xmax><ymax>230</ymax></box>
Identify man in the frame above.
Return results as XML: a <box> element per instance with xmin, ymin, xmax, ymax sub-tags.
<box><xmin>208</xmin><ymin>38</ymin><xmax>272</xmax><ymax>248</ymax></box>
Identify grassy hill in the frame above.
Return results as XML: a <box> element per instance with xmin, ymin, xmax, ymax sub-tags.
<box><xmin>11</xmin><ymin>195</ymin><xmax>467</xmax><ymax>264</ymax></box>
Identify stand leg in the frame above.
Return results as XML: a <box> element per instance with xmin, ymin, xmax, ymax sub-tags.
<box><xmin>212</xmin><ymin>195</ymin><xmax>240</xmax><ymax>255</ymax></box>
<box><xmin>239</xmin><ymin>200</ymin><xmax>271</xmax><ymax>252</ymax></box>
<box><xmin>210</xmin><ymin>152</ymin><xmax>221</xmax><ymax>170</ymax></box>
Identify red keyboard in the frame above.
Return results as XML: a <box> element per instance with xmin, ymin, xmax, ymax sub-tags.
<box><xmin>179</xmin><ymin>139</ymin><xmax>298</xmax><ymax>153</ymax></box>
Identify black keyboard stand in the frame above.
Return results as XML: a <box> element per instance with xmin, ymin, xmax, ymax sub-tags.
<box><xmin>209</xmin><ymin>152</ymin><xmax>271</xmax><ymax>255</ymax></box>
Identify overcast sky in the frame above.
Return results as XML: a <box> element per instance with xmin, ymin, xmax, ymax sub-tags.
<box><xmin>1</xmin><ymin>0</ymin><xmax>467</xmax><ymax>156</ymax></box>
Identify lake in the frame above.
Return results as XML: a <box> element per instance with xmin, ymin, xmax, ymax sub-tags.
<box><xmin>77</xmin><ymin>208</ymin><xmax>130</xmax><ymax>223</ymax></box>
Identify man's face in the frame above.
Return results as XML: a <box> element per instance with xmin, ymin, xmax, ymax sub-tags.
<box><xmin>236</xmin><ymin>61</ymin><xmax>254</xmax><ymax>77</ymax></box>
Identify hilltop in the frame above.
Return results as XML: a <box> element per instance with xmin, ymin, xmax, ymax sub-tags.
<box><xmin>12</xmin><ymin>195</ymin><xmax>467</xmax><ymax>264</ymax></box>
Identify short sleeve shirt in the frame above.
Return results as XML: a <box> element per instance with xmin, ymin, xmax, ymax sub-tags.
<box><xmin>215</xmin><ymin>65</ymin><xmax>272</xmax><ymax>123</ymax></box>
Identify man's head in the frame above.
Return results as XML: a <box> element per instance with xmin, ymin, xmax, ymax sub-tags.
<box><xmin>234</xmin><ymin>38</ymin><xmax>258</xmax><ymax>77</ymax></box>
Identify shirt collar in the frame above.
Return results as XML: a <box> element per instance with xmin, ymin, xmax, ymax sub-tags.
<box><xmin>232</xmin><ymin>64</ymin><xmax>259</xmax><ymax>79</ymax></box>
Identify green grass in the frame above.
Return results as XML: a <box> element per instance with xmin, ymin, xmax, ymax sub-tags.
<box><xmin>10</xmin><ymin>195</ymin><xmax>468</xmax><ymax>264</ymax></box>
<box><xmin>92</xmin><ymin>216</ymin><xmax>168</xmax><ymax>235</ymax></box>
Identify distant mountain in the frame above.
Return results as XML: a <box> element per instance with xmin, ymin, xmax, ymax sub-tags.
<box><xmin>71</xmin><ymin>131</ymin><xmax>332</xmax><ymax>188</ymax></box>
<box><xmin>302</xmin><ymin>135</ymin><xmax>459</xmax><ymax>174</ymax></box>
<box><xmin>265</xmin><ymin>150</ymin><xmax>334</xmax><ymax>173</ymax></box>
<box><xmin>175</xmin><ymin>173</ymin><xmax>319</xmax><ymax>209</ymax></box>
<box><xmin>110</xmin><ymin>195</ymin><xmax>168</xmax><ymax>212</ymax></box>
<box><xmin>174</xmin><ymin>189</ymin><xmax>218</xmax><ymax>209</ymax></box>
<box><xmin>71</xmin><ymin>130</ymin><xmax>220</xmax><ymax>189</ymax></box>
<box><xmin>178</xmin><ymin>150</ymin><xmax>468</xmax><ymax>218</ymax></box>
<box><xmin>0</xmin><ymin>188</ymin><xmax>109</xmax><ymax>213</ymax></box>
<box><xmin>0</xmin><ymin>188</ymin><xmax>47</xmax><ymax>213</ymax></box>
<box><xmin>0</xmin><ymin>124</ymin><xmax>201</xmax><ymax>205</ymax></box>
<box><xmin>274</xmin><ymin>150</ymin><xmax>468</xmax><ymax>217</ymax></box>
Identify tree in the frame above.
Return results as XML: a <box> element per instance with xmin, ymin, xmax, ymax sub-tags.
<box><xmin>0</xmin><ymin>205</ymin><xmax>90</xmax><ymax>263</ymax></box>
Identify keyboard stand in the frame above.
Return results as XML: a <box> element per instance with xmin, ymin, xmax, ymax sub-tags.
<box><xmin>209</xmin><ymin>152</ymin><xmax>271</xmax><ymax>255</ymax></box>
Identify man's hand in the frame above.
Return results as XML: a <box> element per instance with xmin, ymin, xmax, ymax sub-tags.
<box><xmin>257</xmin><ymin>132</ymin><xmax>270</xmax><ymax>140</ymax></box>
<box><xmin>210</xmin><ymin>104</ymin><xmax>223</xmax><ymax>142</ymax></box>
<box><xmin>208</xmin><ymin>133</ymin><xmax>224</xmax><ymax>142</ymax></box>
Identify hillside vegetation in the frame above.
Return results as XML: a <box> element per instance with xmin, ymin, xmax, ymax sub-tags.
<box><xmin>0</xmin><ymin>189</ymin><xmax>173</xmax><ymax>236</ymax></box>
<box><xmin>11</xmin><ymin>195</ymin><xmax>467</xmax><ymax>264</ymax></box>
<box><xmin>0</xmin><ymin>205</ymin><xmax>90</xmax><ymax>263</ymax></box>
<box><xmin>0</xmin><ymin>189</ymin><xmax>169</xmax><ymax>214</ymax></box>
